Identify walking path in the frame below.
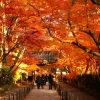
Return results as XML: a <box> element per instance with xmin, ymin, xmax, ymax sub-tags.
<box><xmin>24</xmin><ymin>83</ymin><xmax>61</xmax><ymax>100</ymax></box>
<box><xmin>23</xmin><ymin>81</ymin><xmax>99</xmax><ymax>100</ymax></box>
<box><xmin>0</xmin><ymin>82</ymin><xmax>98</xmax><ymax>100</ymax></box>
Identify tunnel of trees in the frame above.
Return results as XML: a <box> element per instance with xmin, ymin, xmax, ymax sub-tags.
<box><xmin>0</xmin><ymin>0</ymin><xmax>100</xmax><ymax>96</ymax></box>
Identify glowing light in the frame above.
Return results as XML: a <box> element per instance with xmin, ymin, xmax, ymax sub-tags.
<box><xmin>56</xmin><ymin>71</ymin><xmax>60</xmax><ymax>74</ymax></box>
<box><xmin>62</xmin><ymin>71</ymin><xmax>66</xmax><ymax>75</ymax></box>
<box><xmin>19</xmin><ymin>63</ymin><xmax>28</xmax><ymax>68</ymax></box>
<box><xmin>0</xmin><ymin>62</ymin><xmax>2</xmax><ymax>68</ymax></box>
<box><xmin>68</xmin><ymin>32</ymin><xmax>73</xmax><ymax>37</ymax></box>
<box><xmin>57</xmin><ymin>68</ymin><xmax>59</xmax><ymax>71</ymax></box>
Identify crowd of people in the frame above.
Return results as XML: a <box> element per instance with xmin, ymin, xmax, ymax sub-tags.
<box><xmin>35</xmin><ymin>74</ymin><xmax>54</xmax><ymax>90</ymax></box>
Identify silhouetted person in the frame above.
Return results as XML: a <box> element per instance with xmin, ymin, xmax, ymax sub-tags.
<box><xmin>48</xmin><ymin>74</ymin><xmax>53</xmax><ymax>90</ymax></box>
<box><xmin>35</xmin><ymin>75</ymin><xmax>41</xmax><ymax>89</ymax></box>
<box><xmin>45</xmin><ymin>74</ymin><xmax>48</xmax><ymax>84</ymax></box>
<box><xmin>40</xmin><ymin>75</ymin><xmax>45</xmax><ymax>89</ymax></box>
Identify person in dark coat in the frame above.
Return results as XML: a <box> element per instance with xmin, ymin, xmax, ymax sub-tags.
<box><xmin>35</xmin><ymin>75</ymin><xmax>41</xmax><ymax>89</ymax></box>
<box><xmin>45</xmin><ymin>74</ymin><xmax>48</xmax><ymax>84</ymax></box>
<box><xmin>40</xmin><ymin>75</ymin><xmax>45</xmax><ymax>89</ymax></box>
<box><xmin>48</xmin><ymin>74</ymin><xmax>53</xmax><ymax>90</ymax></box>
<box><xmin>41</xmin><ymin>74</ymin><xmax>46</xmax><ymax>85</ymax></box>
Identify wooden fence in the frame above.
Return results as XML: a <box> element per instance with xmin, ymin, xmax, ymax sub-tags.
<box><xmin>53</xmin><ymin>81</ymin><xmax>98</xmax><ymax>100</ymax></box>
<box><xmin>0</xmin><ymin>82</ymin><xmax>34</xmax><ymax>100</ymax></box>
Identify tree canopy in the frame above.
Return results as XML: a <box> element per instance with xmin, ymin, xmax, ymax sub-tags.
<box><xmin>0</xmin><ymin>0</ymin><xmax>100</xmax><ymax>76</ymax></box>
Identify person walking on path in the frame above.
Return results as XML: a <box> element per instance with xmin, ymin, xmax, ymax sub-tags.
<box><xmin>45</xmin><ymin>74</ymin><xmax>48</xmax><ymax>85</ymax></box>
<box><xmin>40</xmin><ymin>75</ymin><xmax>45</xmax><ymax>89</ymax></box>
<box><xmin>24</xmin><ymin>82</ymin><xmax>61</xmax><ymax>100</ymax></box>
<box><xmin>35</xmin><ymin>75</ymin><xmax>41</xmax><ymax>89</ymax></box>
<box><xmin>48</xmin><ymin>74</ymin><xmax>53</xmax><ymax>90</ymax></box>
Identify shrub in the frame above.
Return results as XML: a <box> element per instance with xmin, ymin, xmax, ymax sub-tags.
<box><xmin>0</xmin><ymin>66</ymin><xmax>14</xmax><ymax>86</ymax></box>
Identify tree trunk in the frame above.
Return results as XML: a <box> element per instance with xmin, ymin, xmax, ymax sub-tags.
<box><xmin>91</xmin><ymin>0</ymin><xmax>100</xmax><ymax>5</ymax></box>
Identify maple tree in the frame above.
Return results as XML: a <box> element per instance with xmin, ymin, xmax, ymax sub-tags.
<box><xmin>37</xmin><ymin>0</ymin><xmax>100</xmax><ymax>75</ymax></box>
<box><xmin>29</xmin><ymin>0</ymin><xmax>100</xmax><ymax>74</ymax></box>
<box><xmin>31</xmin><ymin>0</ymin><xmax>100</xmax><ymax>57</ymax></box>
<box><xmin>66</xmin><ymin>0</ymin><xmax>100</xmax><ymax>75</ymax></box>
<box><xmin>0</xmin><ymin>0</ymin><xmax>41</xmax><ymax>70</ymax></box>
<box><xmin>0</xmin><ymin>0</ymin><xmax>100</xmax><ymax>78</ymax></box>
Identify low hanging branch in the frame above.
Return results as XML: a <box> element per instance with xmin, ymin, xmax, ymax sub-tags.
<box><xmin>8</xmin><ymin>46</ymin><xmax>23</xmax><ymax>72</ymax></box>
<box><xmin>72</xmin><ymin>41</ymin><xmax>100</xmax><ymax>57</ymax></box>
<box><xmin>28</xmin><ymin>2</ymin><xmax>69</xmax><ymax>43</ymax></box>
<box><xmin>67</xmin><ymin>0</ymin><xmax>100</xmax><ymax>58</ymax></box>
<box><xmin>2</xmin><ymin>30</ymin><xmax>38</xmax><ymax>63</ymax></box>
<box><xmin>6</xmin><ymin>16</ymin><xmax>17</xmax><ymax>37</ymax></box>
<box><xmin>79</xmin><ymin>29</ymin><xmax>98</xmax><ymax>46</ymax></box>
<box><xmin>12</xmin><ymin>61</ymin><xmax>21</xmax><ymax>72</ymax></box>
<box><xmin>8</xmin><ymin>30</ymin><xmax>38</xmax><ymax>71</ymax></box>
<box><xmin>46</xmin><ymin>27</ymin><xmax>64</xmax><ymax>43</ymax></box>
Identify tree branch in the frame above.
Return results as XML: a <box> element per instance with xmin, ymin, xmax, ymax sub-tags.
<box><xmin>79</xmin><ymin>29</ymin><xmax>98</xmax><ymax>45</ymax></box>
<box><xmin>8</xmin><ymin>46</ymin><xmax>23</xmax><ymax>72</ymax></box>
<box><xmin>91</xmin><ymin>0</ymin><xmax>100</xmax><ymax>5</ymax></box>
<box><xmin>72</xmin><ymin>41</ymin><xmax>100</xmax><ymax>57</ymax></box>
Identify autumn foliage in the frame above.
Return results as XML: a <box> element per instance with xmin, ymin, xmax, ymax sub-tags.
<box><xmin>0</xmin><ymin>0</ymin><xmax>100</xmax><ymax>79</ymax></box>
